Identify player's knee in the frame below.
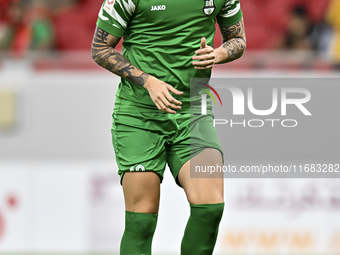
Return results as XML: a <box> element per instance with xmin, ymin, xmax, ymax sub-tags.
<box><xmin>121</xmin><ymin>211</ymin><xmax>158</xmax><ymax>253</ymax></box>
<box><xmin>126</xmin><ymin>199</ymin><xmax>159</xmax><ymax>214</ymax></box>
<box><xmin>125</xmin><ymin>211</ymin><xmax>158</xmax><ymax>238</ymax></box>
<box><xmin>188</xmin><ymin>190</ymin><xmax>224</xmax><ymax>205</ymax></box>
<box><xmin>208</xmin><ymin>191</ymin><xmax>224</xmax><ymax>204</ymax></box>
<box><xmin>191</xmin><ymin>202</ymin><xmax>224</xmax><ymax>224</ymax></box>
<box><xmin>210</xmin><ymin>203</ymin><xmax>224</xmax><ymax>223</ymax></box>
<box><xmin>140</xmin><ymin>213</ymin><xmax>158</xmax><ymax>239</ymax></box>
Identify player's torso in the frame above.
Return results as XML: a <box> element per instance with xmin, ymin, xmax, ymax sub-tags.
<box><xmin>135</xmin><ymin>0</ymin><xmax>225</xmax><ymax>24</ymax></box>
<box><xmin>124</xmin><ymin>0</ymin><xmax>226</xmax><ymax>46</ymax></box>
<box><xmin>116</xmin><ymin>0</ymin><xmax>228</xmax><ymax>111</ymax></box>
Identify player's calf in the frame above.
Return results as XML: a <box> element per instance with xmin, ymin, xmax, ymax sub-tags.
<box><xmin>120</xmin><ymin>211</ymin><xmax>158</xmax><ymax>255</ymax></box>
<box><xmin>181</xmin><ymin>203</ymin><xmax>225</xmax><ymax>255</ymax></box>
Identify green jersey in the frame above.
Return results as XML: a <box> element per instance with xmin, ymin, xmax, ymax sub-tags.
<box><xmin>96</xmin><ymin>0</ymin><xmax>243</xmax><ymax>113</ymax></box>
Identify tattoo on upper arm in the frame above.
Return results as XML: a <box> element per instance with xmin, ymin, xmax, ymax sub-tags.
<box><xmin>220</xmin><ymin>19</ymin><xmax>245</xmax><ymax>42</ymax></box>
<box><xmin>91</xmin><ymin>27</ymin><xmax>149</xmax><ymax>86</ymax></box>
<box><xmin>219</xmin><ymin>18</ymin><xmax>247</xmax><ymax>62</ymax></box>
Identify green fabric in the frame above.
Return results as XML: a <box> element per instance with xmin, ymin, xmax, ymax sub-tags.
<box><xmin>181</xmin><ymin>203</ymin><xmax>225</xmax><ymax>255</ymax></box>
<box><xmin>111</xmin><ymin>112</ymin><xmax>223</xmax><ymax>186</ymax></box>
<box><xmin>96</xmin><ymin>0</ymin><xmax>242</xmax><ymax>113</ymax></box>
<box><xmin>120</xmin><ymin>211</ymin><xmax>158</xmax><ymax>255</ymax></box>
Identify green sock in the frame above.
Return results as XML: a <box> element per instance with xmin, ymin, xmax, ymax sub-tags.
<box><xmin>120</xmin><ymin>211</ymin><xmax>158</xmax><ymax>255</ymax></box>
<box><xmin>181</xmin><ymin>203</ymin><xmax>225</xmax><ymax>255</ymax></box>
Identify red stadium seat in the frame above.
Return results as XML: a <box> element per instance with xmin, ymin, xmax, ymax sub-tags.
<box><xmin>306</xmin><ymin>0</ymin><xmax>331</xmax><ymax>22</ymax></box>
<box><xmin>242</xmin><ymin>24</ymin><xmax>273</xmax><ymax>50</ymax></box>
<box><xmin>53</xmin><ymin>8</ymin><xmax>96</xmax><ymax>50</ymax></box>
<box><xmin>53</xmin><ymin>3</ymin><xmax>123</xmax><ymax>51</ymax></box>
<box><xmin>263</xmin><ymin>1</ymin><xmax>293</xmax><ymax>33</ymax></box>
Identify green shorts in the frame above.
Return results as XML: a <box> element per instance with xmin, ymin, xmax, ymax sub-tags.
<box><xmin>111</xmin><ymin>112</ymin><xmax>223</xmax><ymax>186</ymax></box>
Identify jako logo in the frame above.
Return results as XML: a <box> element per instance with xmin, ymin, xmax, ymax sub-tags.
<box><xmin>151</xmin><ymin>5</ymin><xmax>166</xmax><ymax>11</ymax></box>
<box><xmin>198</xmin><ymin>82</ymin><xmax>222</xmax><ymax>115</ymax></box>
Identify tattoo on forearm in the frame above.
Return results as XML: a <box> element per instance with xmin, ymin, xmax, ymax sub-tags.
<box><xmin>220</xmin><ymin>19</ymin><xmax>247</xmax><ymax>63</ymax></box>
<box><xmin>129</xmin><ymin>73</ymin><xmax>149</xmax><ymax>86</ymax></box>
<box><xmin>117</xmin><ymin>65</ymin><xmax>134</xmax><ymax>76</ymax></box>
<box><xmin>91</xmin><ymin>27</ymin><xmax>149</xmax><ymax>86</ymax></box>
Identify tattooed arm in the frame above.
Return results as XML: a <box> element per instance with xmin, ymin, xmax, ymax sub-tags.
<box><xmin>91</xmin><ymin>26</ymin><xmax>150</xmax><ymax>86</ymax></box>
<box><xmin>191</xmin><ymin>18</ymin><xmax>246</xmax><ymax>69</ymax></box>
<box><xmin>91</xmin><ymin>26</ymin><xmax>182</xmax><ymax>114</ymax></box>
<box><xmin>214</xmin><ymin>18</ymin><xmax>247</xmax><ymax>64</ymax></box>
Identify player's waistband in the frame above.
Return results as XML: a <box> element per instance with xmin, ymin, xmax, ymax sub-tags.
<box><xmin>113</xmin><ymin>97</ymin><xmax>211</xmax><ymax>115</ymax></box>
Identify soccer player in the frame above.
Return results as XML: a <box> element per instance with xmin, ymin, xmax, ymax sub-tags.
<box><xmin>91</xmin><ymin>0</ymin><xmax>246</xmax><ymax>254</ymax></box>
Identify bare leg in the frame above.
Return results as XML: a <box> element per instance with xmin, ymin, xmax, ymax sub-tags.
<box><xmin>179</xmin><ymin>148</ymin><xmax>224</xmax><ymax>255</ymax></box>
<box><xmin>178</xmin><ymin>148</ymin><xmax>224</xmax><ymax>204</ymax></box>
<box><xmin>122</xmin><ymin>171</ymin><xmax>160</xmax><ymax>213</ymax></box>
<box><xmin>120</xmin><ymin>172</ymin><xmax>160</xmax><ymax>254</ymax></box>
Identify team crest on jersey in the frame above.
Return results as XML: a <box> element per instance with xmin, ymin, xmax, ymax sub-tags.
<box><xmin>203</xmin><ymin>0</ymin><xmax>215</xmax><ymax>16</ymax></box>
<box><xmin>104</xmin><ymin>0</ymin><xmax>115</xmax><ymax>13</ymax></box>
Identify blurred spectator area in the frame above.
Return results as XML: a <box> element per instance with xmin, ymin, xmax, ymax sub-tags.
<box><xmin>54</xmin><ymin>0</ymin><xmax>331</xmax><ymax>51</ymax></box>
<box><xmin>1</xmin><ymin>0</ymin><xmax>327</xmax><ymax>51</ymax></box>
<box><xmin>233</xmin><ymin>0</ymin><xmax>331</xmax><ymax>50</ymax></box>
<box><xmin>52</xmin><ymin>0</ymin><xmax>105</xmax><ymax>51</ymax></box>
<box><xmin>0</xmin><ymin>0</ymin><xmax>337</xmax><ymax>71</ymax></box>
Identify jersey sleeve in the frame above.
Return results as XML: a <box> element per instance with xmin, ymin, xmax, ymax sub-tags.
<box><xmin>217</xmin><ymin>0</ymin><xmax>243</xmax><ymax>27</ymax></box>
<box><xmin>96</xmin><ymin>0</ymin><xmax>137</xmax><ymax>37</ymax></box>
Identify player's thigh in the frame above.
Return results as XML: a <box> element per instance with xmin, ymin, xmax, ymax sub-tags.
<box><xmin>178</xmin><ymin>149</ymin><xmax>224</xmax><ymax>205</ymax></box>
<box><xmin>169</xmin><ymin>114</ymin><xmax>224</xmax><ymax>204</ymax></box>
<box><xmin>112</xmin><ymin>113</ymin><xmax>167</xmax><ymax>176</ymax></box>
<box><xmin>122</xmin><ymin>171</ymin><xmax>161</xmax><ymax>214</ymax></box>
<box><xmin>113</xmin><ymin>113</ymin><xmax>169</xmax><ymax>214</ymax></box>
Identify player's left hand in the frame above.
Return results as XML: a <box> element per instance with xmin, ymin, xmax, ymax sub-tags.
<box><xmin>192</xmin><ymin>37</ymin><xmax>215</xmax><ymax>69</ymax></box>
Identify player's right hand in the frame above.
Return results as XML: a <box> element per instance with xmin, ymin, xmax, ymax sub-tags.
<box><xmin>144</xmin><ymin>76</ymin><xmax>183</xmax><ymax>114</ymax></box>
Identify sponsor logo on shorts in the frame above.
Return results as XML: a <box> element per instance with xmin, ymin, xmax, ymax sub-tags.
<box><xmin>129</xmin><ymin>165</ymin><xmax>145</xmax><ymax>171</ymax></box>
<box><xmin>136</xmin><ymin>165</ymin><xmax>145</xmax><ymax>171</ymax></box>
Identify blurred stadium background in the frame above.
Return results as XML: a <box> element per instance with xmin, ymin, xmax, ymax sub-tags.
<box><xmin>0</xmin><ymin>0</ymin><xmax>340</xmax><ymax>254</ymax></box>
